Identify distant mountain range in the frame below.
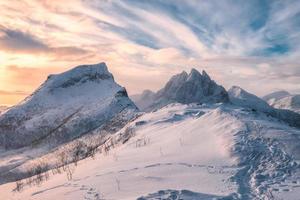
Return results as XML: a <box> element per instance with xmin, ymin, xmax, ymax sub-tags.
<box><xmin>263</xmin><ymin>90</ymin><xmax>300</xmax><ymax>114</ymax></box>
<box><xmin>2</xmin><ymin>63</ymin><xmax>300</xmax><ymax>150</ymax></box>
<box><xmin>132</xmin><ymin>69</ymin><xmax>300</xmax><ymax>128</ymax></box>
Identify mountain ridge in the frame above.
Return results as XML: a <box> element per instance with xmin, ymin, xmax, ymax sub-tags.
<box><xmin>132</xmin><ymin>68</ymin><xmax>228</xmax><ymax>111</ymax></box>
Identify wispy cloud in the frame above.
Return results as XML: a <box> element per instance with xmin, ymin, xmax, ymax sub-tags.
<box><xmin>0</xmin><ymin>90</ymin><xmax>28</xmax><ymax>96</ymax></box>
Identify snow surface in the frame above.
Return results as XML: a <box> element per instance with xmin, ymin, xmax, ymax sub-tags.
<box><xmin>1</xmin><ymin>103</ymin><xmax>299</xmax><ymax>199</ymax></box>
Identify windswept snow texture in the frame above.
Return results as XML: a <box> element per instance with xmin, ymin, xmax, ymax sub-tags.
<box><xmin>228</xmin><ymin>86</ymin><xmax>300</xmax><ymax>128</ymax></box>
<box><xmin>0</xmin><ymin>62</ymin><xmax>138</xmax><ymax>149</ymax></box>
<box><xmin>0</xmin><ymin>103</ymin><xmax>299</xmax><ymax>199</ymax></box>
<box><xmin>133</xmin><ymin>69</ymin><xmax>228</xmax><ymax>111</ymax></box>
<box><xmin>137</xmin><ymin>189</ymin><xmax>224</xmax><ymax>200</ymax></box>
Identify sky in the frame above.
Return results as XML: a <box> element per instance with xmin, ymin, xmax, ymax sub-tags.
<box><xmin>0</xmin><ymin>0</ymin><xmax>300</xmax><ymax>106</ymax></box>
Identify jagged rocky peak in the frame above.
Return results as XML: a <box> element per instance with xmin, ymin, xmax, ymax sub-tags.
<box><xmin>157</xmin><ymin>68</ymin><xmax>229</xmax><ymax>104</ymax></box>
<box><xmin>132</xmin><ymin>68</ymin><xmax>229</xmax><ymax>111</ymax></box>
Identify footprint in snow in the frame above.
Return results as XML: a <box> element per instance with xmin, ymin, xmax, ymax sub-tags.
<box><xmin>83</xmin><ymin>187</ymin><xmax>101</xmax><ymax>200</ymax></box>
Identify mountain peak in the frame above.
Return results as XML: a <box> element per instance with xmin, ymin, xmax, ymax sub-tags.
<box><xmin>135</xmin><ymin>68</ymin><xmax>229</xmax><ymax>111</ymax></box>
<box><xmin>46</xmin><ymin>62</ymin><xmax>113</xmax><ymax>89</ymax></box>
<box><xmin>190</xmin><ymin>68</ymin><xmax>201</xmax><ymax>75</ymax></box>
<box><xmin>202</xmin><ymin>70</ymin><xmax>211</xmax><ymax>80</ymax></box>
<box><xmin>160</xmin><ymin>68</ymin><xmax>229</xmax><ymax>104</ymax></box>
<box><xmin>176</xmin><ymin>70</ymin><xmax>189</xmax><ymax>79</ymax></box>
<box><xmin>0</xmin><ymin>62</ymin><xmax>138</xmax><ymax>149</ymax></box>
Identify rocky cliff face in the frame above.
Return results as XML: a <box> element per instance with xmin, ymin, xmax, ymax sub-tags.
<box><xmin>0</xmin><ymin>62</ymin><xmax>138</xmax><ymax>149</ymax></box>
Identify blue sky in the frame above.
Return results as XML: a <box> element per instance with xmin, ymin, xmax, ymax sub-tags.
<box><xmin>0</xmin><ymin>0</ymin><xmax>300</xmax><ymax>105</ymax></box>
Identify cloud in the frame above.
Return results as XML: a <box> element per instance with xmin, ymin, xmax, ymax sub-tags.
<box><xmin>0</xmin><ymin>26</ymin><xmax>91</xmax><ymax>61</ymax></box>
<box><xmin>0</xmin><ymin>27</ymin><xmax>48</xmax><ymax>53</ymax></box>
<box><xmin>0</xmin><ymin>90</ymin><xmax>28</xmax><ymax>96</ymax></box>
<box><xmin>0</xmin><ymin>0</ymin><xmax>299</xmax><ymax>105</ymax></box>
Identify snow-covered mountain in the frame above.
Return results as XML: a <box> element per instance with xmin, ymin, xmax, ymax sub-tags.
<box><xmin>132</xmin><ymin>69</ymin><xmax>228</xmax><ymax>111</ymax></box>
<box><xmin>263</xmin><ymin>91</ymin><xmax>300</xmax><ymax>114</ymax></box>
<box><xmin>269</xmin><ymin>95</ymin><xmax>300</xmax><ymax>113</ymax></box>
<box><xmin>0</xmin><ymin>62</ymin><xmax>138</xmax><ymax>149</ymax></box>
<box><xmin>228</xmin><ymin>86</ymin><xmax>300</xmax><ymax>128</ymax></box>
<box><xmin>262</xmin><ymin>90</ymin><xmax>290</xmax><ymax>102</ymax></box>
<box><xmin>1</xmin><ymin>66</ymin><xmax>300</xmax><ymax>200</ymax></box>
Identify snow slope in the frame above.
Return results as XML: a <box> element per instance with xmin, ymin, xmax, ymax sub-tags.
<box><xmin>1</xmin><ymin>103</ymin><xmax>299</xmax><ymax>200</ymax></box>
<box><xmin>0</xmin><ymin>62</ymin><xmax>138</xmax><ymax>149</ymax></box>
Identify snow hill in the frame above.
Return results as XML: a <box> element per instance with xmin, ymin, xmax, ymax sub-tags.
<box><xmin>0</xmin><ymin>62</ymin><xmax>138</xmax><ymax>149</ymax></box>
<box><xmin>132</xmin><ymin>69</ymin><xmax>228</xmax><ymax>111</ymax></box>
<box><xmin>263</xmin><ymin>91</ymin><xmax>300</xmax><ymax>114</ymax></box>
<box><xmin>0</xmin><ymin>103</ymin><xmax>299</xmax><ymax>199</ymax></box>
